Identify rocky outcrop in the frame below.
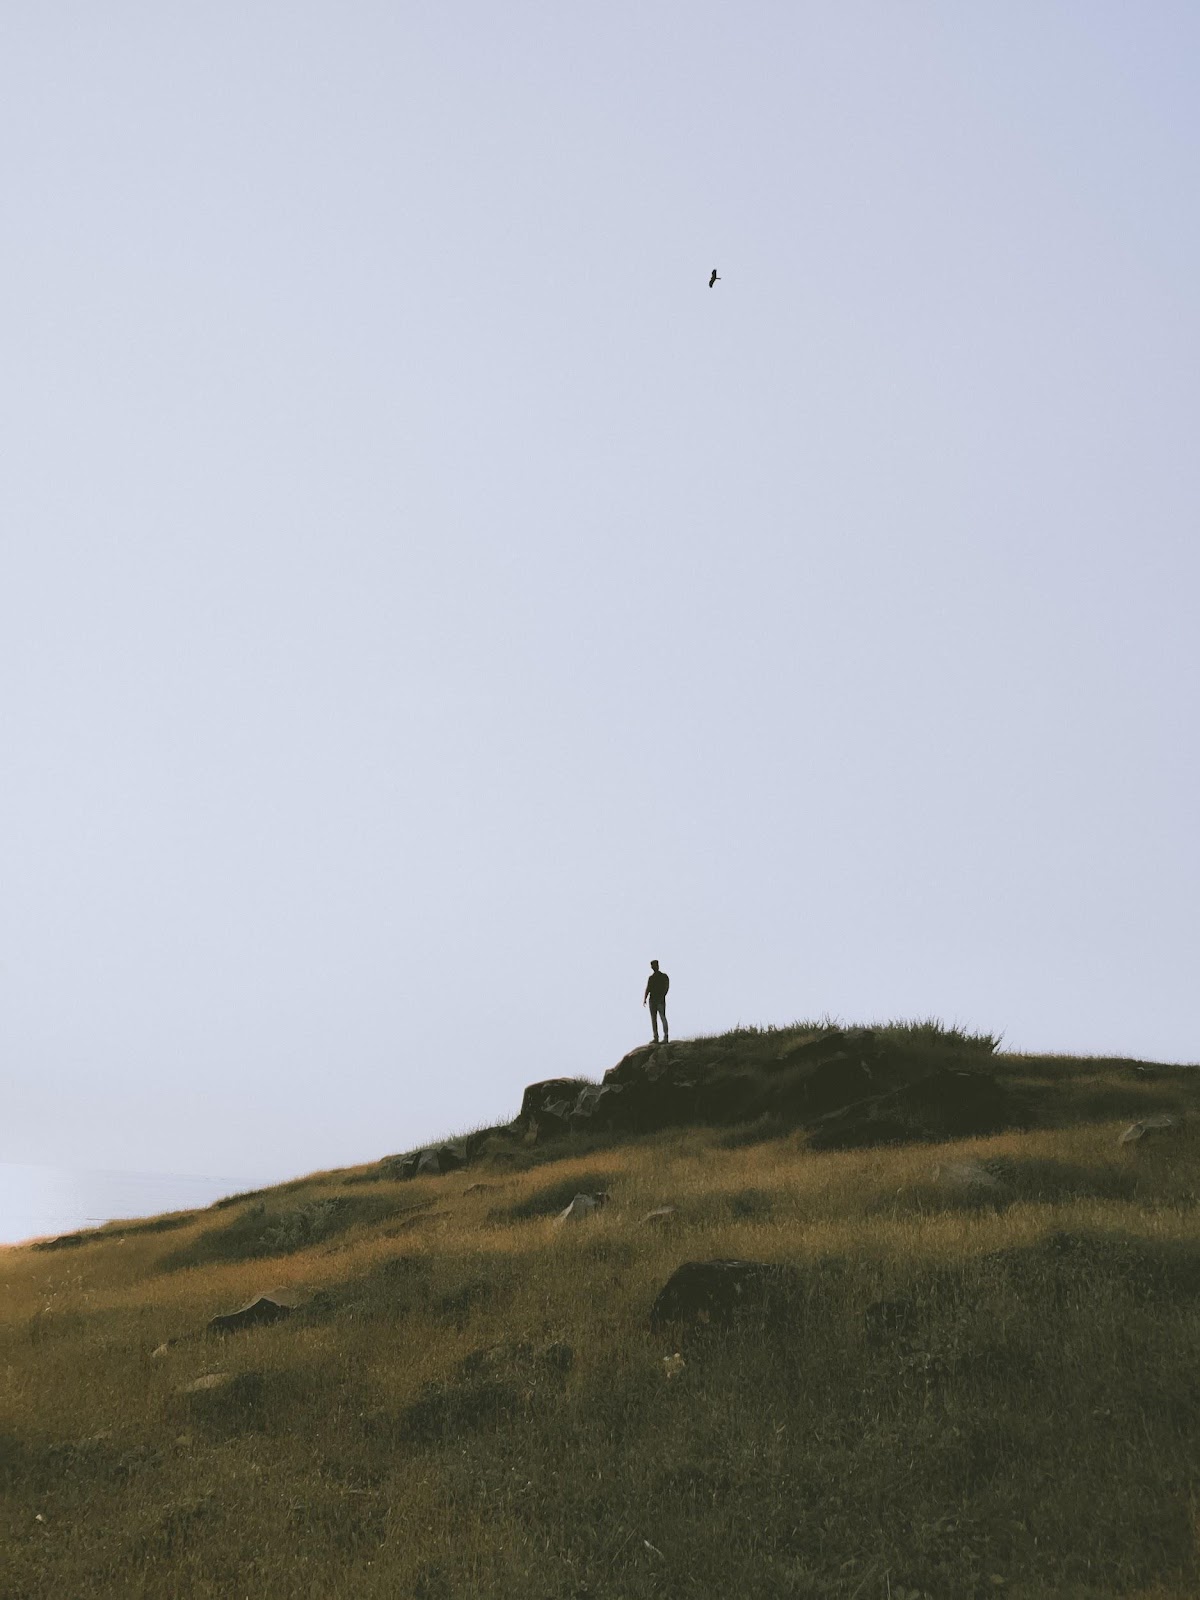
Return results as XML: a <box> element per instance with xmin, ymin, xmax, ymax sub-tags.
<box><xmin>386</xmin><ymin>1027</ymin><xmax>1017</xmax><ymax>1181</ymax></box>
<box><xmin>387</xmin><ymin>1143</ymin><xmax>471</xmax><ymax>1180</ymax></box>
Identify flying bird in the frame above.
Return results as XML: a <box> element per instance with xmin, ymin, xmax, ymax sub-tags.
<box><xmin>708</xmin><ymin>269</ymin><xmax>720</xmax><ymax>288</ymax></box>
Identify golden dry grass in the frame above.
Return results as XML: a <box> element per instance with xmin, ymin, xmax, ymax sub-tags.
<box><xmin>4</xmin><ymin>1041</ymin><xmax>1200</xmax><ymax>1599</ymax></box>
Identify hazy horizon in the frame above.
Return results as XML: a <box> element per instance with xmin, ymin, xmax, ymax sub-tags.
<box><xmin>4</xmin><ymin>5</ymin><xmax>1197</xmax><ymax>1196</ymax></box>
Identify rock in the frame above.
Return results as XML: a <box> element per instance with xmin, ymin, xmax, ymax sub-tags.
<box><xmin>207</xmin><ymin>1291</ymin><xmax>298</xmax><ymax>1336</ymax></box>
<box><xmin>1119</xmin><ymin>1113</ymin><xmax>1182</xmax><ymax>1145</ymax></box>
<box><xmin>599</xmin><ymin>1077</ymin><xmax>697</xmax><ymax>1134</ymax></box>
<box><xmin>518</xmin><ymin>1078</ymin><xmax>588</xmax><ymax>1125</ymax></box>
<box><xmin>641</xmin><ymin>1206</ymin><xmax>676</xmax><ymax>1225</ymax></box>
<box><xmin>601</xmin><ymin>1045</ymin><xmax>661</xmax><ymax>1086</ymax></box>
<box><xmin>566</xmin><ymin>1084</ymin><xmax>616</xmax><ymax>1130</ymax></box>
<box><xmin>532</xmin><ymin>1100</ymin><xmax>574</xmax><ymax>1141</ymax></box>
<box><xmin>435</xmin><ymin>1145</ymin><xmax>466</xmax><ymax>1172</ymax></box>
<box><xmin>416</xmin><ymin>1150</ymin><xmax>442</xmax><ymax>1176</ymax></box>
<box><xmin>463</xmin><ymin>1124</ymin><xmax>516</xmax><ymax>1160</ymax></box>
<box><xmin>648</xmin><ymin>1259</ymin><xmax>801</xmax><ymax>1331</ymax></box>
<box><xmin>555</xmin><ymin>1192</ymin><xmax>608</xmax><ymax>1225</ymax></box>
<box><xmin>463</xmin><ymin>1182</ymin><xmax>494</xmax><ymax>1195</ymax></box>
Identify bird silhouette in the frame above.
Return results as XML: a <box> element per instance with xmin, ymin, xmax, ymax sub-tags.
<box><xmin>708</xmin><ymin>269</ymin><xmax>720</xmax><ymax>288</ymax></box>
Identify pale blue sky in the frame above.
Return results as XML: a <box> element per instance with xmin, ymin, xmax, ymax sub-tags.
<box><xmin>2</xmin><ymin>4</ymin><xmax>1197</xmax><ymax>1222</ymax></box>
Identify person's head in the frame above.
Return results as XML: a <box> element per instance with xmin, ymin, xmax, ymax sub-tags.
<box><xmin>650</xmin><ymin>960</ymin><xmax>659</xmax><ymax>971</ymax></box>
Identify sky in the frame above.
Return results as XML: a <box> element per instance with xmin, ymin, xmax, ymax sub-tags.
<box><xmin>3</xmin><ymin>3</ymin><xmax>1198</xmax><ymax>1219</ymax></box>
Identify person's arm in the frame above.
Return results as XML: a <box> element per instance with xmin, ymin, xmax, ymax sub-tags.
<box><xmin>643</xmin><ymin>979</ymin><xmax>650</xmax><ymax>1004</ymax></box>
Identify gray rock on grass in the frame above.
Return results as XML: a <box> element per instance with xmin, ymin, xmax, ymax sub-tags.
<box><xmin>555</xmin><ymin>1192</ymin><xmax>609</xmax><ymax>1225</ymax></box>
<box><xmin>1119</xmin><ymin>1113</ymin><xmax>1182</xmax><ymax>1145</ymax></box>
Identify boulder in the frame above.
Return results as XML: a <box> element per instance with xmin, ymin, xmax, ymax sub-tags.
<box><xmin>532</xmin><ymin>1099</ymin><xmax>575</xmax><ymax>1141</ymax></box>
<box><xmin>380</xmin><ymin>1153</ymin><xmax>419</xmax><ymax>1180</ymax></box>
<box><xmin>207</xmin><ymin>1291</ymin><xmax>296</xmax><ymax>1337</ymax></box>
<box><xmin>602</xmin><ymin>1045</ymin><xmax>661</xmax><ymax>1086</ymax></box>
<box><xmin>463</xmin><ymin>1124</ymin><xmax>517</xmax><ymax>1160</ymax></box>
<box><xmin>519</xmin><ymin>1078</ymin><xmax>587</xmax><ymax>1125</ymax></box>
<box><xmin>416</xmin><ymin>1150</ymin><xmax>442</xmax><ymax>1177</ymax></box>
<box><xmin>566</xmin><ymin>1084</ymin><xmax>613</xmax><ymax>1130</ymax></box>
<box><xmin>648</xmin><ymin>1259</ymin><xmax>801</xmax><ymax>1331</ymax></box>
<box><xmin>555</xmin><ymin>1192</ymin><xmax>608</xmax><ymax>1225</ymax></box>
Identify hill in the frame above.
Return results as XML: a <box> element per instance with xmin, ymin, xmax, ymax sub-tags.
<box><xmin>3</xmin><ymin>1021</ymin><xmax>1200</xmax><ymax>1599</ymax></box>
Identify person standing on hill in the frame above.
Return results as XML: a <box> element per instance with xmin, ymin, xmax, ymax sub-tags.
<box><xmin>643</xmin><ymin>960</ymin><xmax>670</xmax><ymax>1044</ymax></box>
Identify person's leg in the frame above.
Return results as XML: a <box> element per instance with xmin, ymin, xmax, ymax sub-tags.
<box><xmin>650</xmin><ymin>1001</ymin><xmax>660</xmax><ymax>1043</ymax></box>
<box><xmin>661</xmin><ymin>1003</ymin><xmax>668</xmax><ymax>1043</ymax></box>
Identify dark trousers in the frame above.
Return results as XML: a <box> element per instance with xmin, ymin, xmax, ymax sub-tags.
<box><xmin>650</xmin><ymin>1000</ymin><xmax>668</xmax><ymax>1042</ymax></box>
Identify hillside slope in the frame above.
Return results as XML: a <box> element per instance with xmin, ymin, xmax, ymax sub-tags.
<box><xmin>3</xmin><ymin>1022</ymin><xmax>1200</xmax><ymax>1599</ymax></box>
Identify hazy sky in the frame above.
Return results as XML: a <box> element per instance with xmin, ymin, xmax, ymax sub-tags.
<box><xmin>3</xmin><ymin>3</ymin><xmax>1198</xmax><ymax>1192</ymax></box>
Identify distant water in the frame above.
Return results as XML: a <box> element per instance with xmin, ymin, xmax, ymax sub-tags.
<box><xmin>0</xmin><ymin>1163</ymin><xmax>257</xmax><ymax>1247</ymax></box>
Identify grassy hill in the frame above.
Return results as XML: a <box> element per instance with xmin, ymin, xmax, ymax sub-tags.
<box><xmin>3</xmin><ymin>1021</ymin><xmax>1200</xmax><ymax>1599</ymax></box>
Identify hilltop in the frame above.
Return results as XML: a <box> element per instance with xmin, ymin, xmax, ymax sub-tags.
<box><xmin>3</xmin><ymin>1020</ymin><xmax>1200</xmax><ymax>1599</ymax></box>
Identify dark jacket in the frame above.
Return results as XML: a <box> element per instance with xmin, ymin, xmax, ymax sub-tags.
<box><xmin>644</xmin><ymin>969</ymin><xmax>669</xmax><ymax>1005</ymax></box>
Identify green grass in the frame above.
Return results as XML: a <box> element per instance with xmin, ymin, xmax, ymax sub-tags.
<box><xmin>3</xmin><ymin>1026</ymin><xmax>1200</xmax><ymax>1598</ymax></box>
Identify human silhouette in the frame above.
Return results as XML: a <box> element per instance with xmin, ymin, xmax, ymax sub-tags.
<box><xmin>708</xmin><ymin>269</ymin><xmax>720</xmax><ymax>288</ymax></box>
<box><xmin>643</xmin><ymin>960</ymin><xmax>670</xmax><ymax>1044</ymax></box>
